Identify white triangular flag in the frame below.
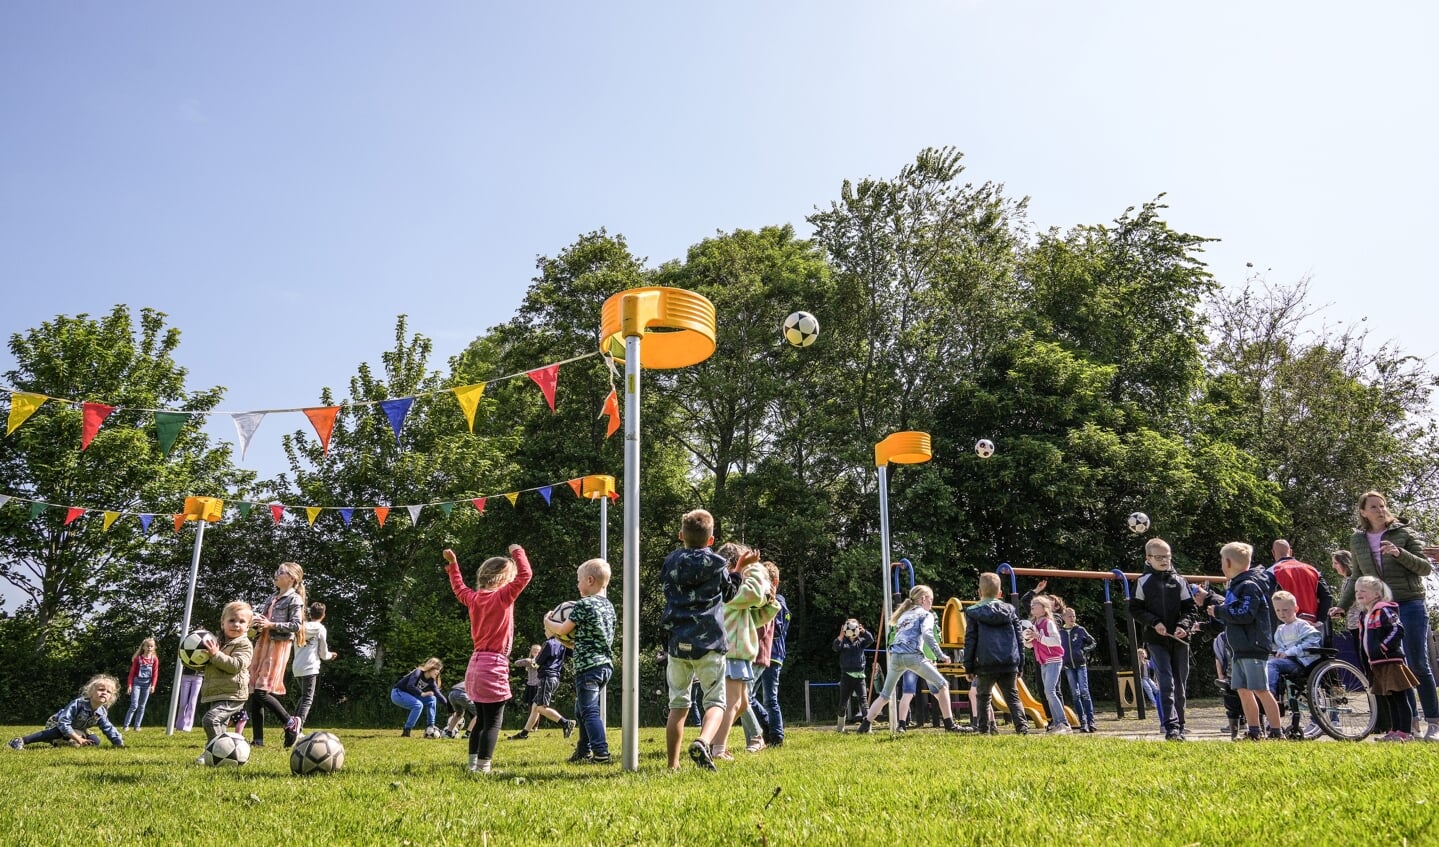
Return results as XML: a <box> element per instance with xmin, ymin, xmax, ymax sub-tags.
<box><xmin>407</xmin><ymin>504</ymin><xmax>423</xmax><ymax>525</ymax></box>
<box><xmin>231</xmin><ymin>412</ymin><xmax>267</xmax><ymax>461</ymax></box>
<box><xmin>0</xmin><ymin>495</ymin><xmax>10</xmax><ymax>509</ymax></box>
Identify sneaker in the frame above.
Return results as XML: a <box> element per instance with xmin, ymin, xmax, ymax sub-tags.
<box><xmin>1378</xmin><ymin>731</ymin><xmax>1411</xmax><ymax>743</ymax></box>
<box><xmin>1165</xmin><ymin>729</ymin><xmax>1184</xmax><ymax>741</ymax></box>
<box><xmin>1246</xmin><ymin>729</ymin><xmax>1262</xmax><ymax>742</ymax></box>
<box><xmin>468</xmin><ymin>759</ymin><xmax>492</xmax><ymax>773</ymax></box>
<box><xmin>509</xmin><ymin>730</ymin><xmax>530</xmax><ymax>741</ymax></box>
<box><xmin>1266</xmin><ymin>728</ymin><xmax>1285</xmax><ymax>740</ymax></box>
<box><xmin>400</xmin><ymin>728</ymin><xmax>411</xmax><ymax>738</ymax></box>
<box><xmin>856</xmin><ymin>719</ymin><xmax>873</xmax><ymax>735</ymax></box>
<box><xmin>251</xmin><ymin>740</ymin><xmax>265</xmax><ymax>748</ymax></box>
<box><xmin>1303</xmin><ymin>722</ymin><xmax>1324</xmax><ymax>740</ymax></box>
<box><xmin>195</xmin><ymin>755</ymin><xmax>206</xmax><ymax>765</ymax></box>
<box><xmin>562</xmin><ymin>719</ymin><xmax>576</xmax><ymax>740</ymax></box>
<box><xmin>745</xmin><ymin>738</ymin><xmax>766</xmax><ymax>753</ymax></box>
<box><xmin>1425</xmin><ymin>724</ymin><xmax>1439</xmax><ymax>742</ymax></box>
<box><xmin>1049</xmin><ymin>724</ymin><xmax>1073</xmax><ymax>735</ymax></box>
<box><xmin>688</xmin><ymin>740</ymin><xmax>716</xmax><ymax>771</ymax></box>
<box><xmin>566</xmin><ymin>750</ymin><xmax>592</xmax><ymax>764</ymax></box>
<box><xmin>584</xmin><ymin>754</ymin><xmax>613</xmax><ymax>765</ymax></box>
<box><xmin>283</xmin><ymin>717</ymin><xmax>300</xmax><ymax>749</ymax></box>
<box><xmin>8</xmin><ymin>738</ymin><xmax>23</xmax><ymax>751</ymax></box>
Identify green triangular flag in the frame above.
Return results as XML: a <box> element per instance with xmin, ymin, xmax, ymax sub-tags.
<box><xmin>237</xmin><ymin>501</ymin><xmax>253</xmax><ymax>519</ymax></box>
<box><xmin>154</xmin><ymin>412</ymin><xmax>190</xmax><ymax>457</ymax></box>
<box><xmin>28</xmin><ymin>501</ymin><xmax>47</xmax><ymax>519</ymax></box>
<box><xmin>439</xmin><ymin>502</ymin><xmax>455</xmax><ymax>517</ymax></box>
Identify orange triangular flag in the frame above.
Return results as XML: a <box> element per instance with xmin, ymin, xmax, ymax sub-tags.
<box><xmin>567</xmin><ymin>479</ymin><xmax>583</xmax><ymax>498</ymax></box>
<box><xmin>102</xmin><ymin>511</ymin><xmax>120</xmax><ymax>532</ymax></box>
<box><xmin>64</xmin><ymin>507</ymin><xmax>85</xmax><ymax>526</ymax></box>
<box><xmin>471</xmin><ymin>498</ymin><xmax>486</xmax><ymax>514</ymax></box>
<box><xmin>173</xmin><ymin>514</ymin><xmax>185</xmax><ymax>533</ymax></box>
<box><xmin>504</xmin><ymin>492</ymin><xmax>519</xmax><ymax>507</ymax></box>
<box><xmin>452</xmin><ymin>384</ymin><xmax>485</xmax><ymax>432</ymax></box>
<box><xmin>303</xmin><ymin>406</ymin><xmax>341</xmax><ymax>455</ymax></box>
<box><xmin>306</xmin><ymin>506</ymin><xmax>322</xmax><ymax>526</ymax></box>
<box><xmin>527</xmin><ymin>365</ymin><xmax>559</xmax><ymax>412</ymax></box>
<box><xmin>374</xmin><ymin>506</ymin><xmax>389</xmax><ymax>527</ymax></box>
<box><xmin>600</xmin><ymin>389</ymin><xmax>620</xmax><ymax>437</ymax></box>
<box><xmin>81</xmin><ymin>402</ymin><xmax>117</xmax><ymax>450</ymax></box>
<box><xmin>7</xmin><ymin>392</ymin><xmax>46</xmax><ymax>435</ymax></box>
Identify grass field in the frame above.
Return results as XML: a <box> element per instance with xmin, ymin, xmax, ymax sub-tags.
<box><xmin>3</xmin><ymin>721</ymin><xmax>1437</xmax><ymax>846</ymax></box>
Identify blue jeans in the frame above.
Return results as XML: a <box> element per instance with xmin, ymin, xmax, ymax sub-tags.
<box><xmin>573</xmin><ymin>665</ymin><xmax>612</xmax><ymax>758</ymax></box>
<box><xmin>390</xmin><ymin>688</ymin><xmax>436</xmax><ymax>730</ymax></box>
<box><xmin>756</xmin><ymin>663</ymin><xmax>784</xmax><ymax>742</ymax></box>
<box><xmin>124</xmin><ymin>685</ymin><xmax>153</xmax><ymax>729</ymax></box>
<box><xmin>1146</xmin><ymin>640</ymin><xmax>1189</xmax><ymax>733</ymax></box>
<box><xmin>1266</xmin><ymin>657</ymin><xmax>1305</xmax><ymax>701</ymax></box>
<box><xmin>741</xmin><ymin>672</ymin><xmax>766</xmax><ymax>744</ymax></box>
<box><xmin>1063</xmin><ymin>665</ymin><xmax>1094</xmax><ymax>725</ymax></box>
<box><xmin>1398</xmin><ymin>599</ymin><xmax>1439</xmax><ymax>720</ymax></box>
<box><xmin>1040</xmin><ymin>661</ymin><xmax>1067</xmax><ymax>727</ymax></box>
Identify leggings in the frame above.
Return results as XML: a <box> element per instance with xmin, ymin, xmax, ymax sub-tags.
<box><xmin>293</xmin><ymin>675</ymin><xmax>318</xmax><ymax>725</ymax></box>
<box><xmin>247</xmin><ymin>690</ymin><xmax>292</xmax><ymax>742</ymax></box>
<box><xmin>838</xmin><ymin>675</ymin><xmax>867</xmax><ymax>721</ymax></box>
<box><xmin>468</xmin><ymin>701</ymin><xmax>506</xmax><ymax>761</ymax></box>
<box><xmin>1382</xmin><ymin>691</ymin><xmax>1414</xmax><ymax>736</ymax></box>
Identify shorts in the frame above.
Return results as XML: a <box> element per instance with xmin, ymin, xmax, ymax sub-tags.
<box><xmin>1230</xmin><ymin>657</ymin><xmax>1268</xmax><ymax>691</ymax></box>
<box><xmin>447</xmin><ymin>689</ymin><xmax>476</xmax><ymax>717</ymax></box>
<box><xmin>530</xmin><ymin>677</ymin><xmax>559</xmax><ymax>707</ymax></box>
<box><xmin>666</xmin><ymin>652</ymin><xmax>726</xmax><ymax>711</ymax></box>
<box><xmin>725</xmin><ymin>659</ymin><xmax>754</xmax><ymax>682</ymax></box>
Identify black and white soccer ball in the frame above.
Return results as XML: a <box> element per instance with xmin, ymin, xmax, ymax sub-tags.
<box><xmin>178</xmin><ymin>630</ymin><xmax>214</xmax><ymax>671</ymax></box>
<box><xmin>423</xmin><ymin>724</ymin><xmax>442</xmax><ymax>739</ymax></box>
<box><xmin>203</xmin><ymin>731</ymin><xmax>250</xmax><ymax>767</ymax></box>
<box><xmin>975</xmin><ymin>439</ymin><xmax>995</xmax><ymax>459</ymax></box>
<box><xmin>546</xmin><ymin>600</ymin><xmax>576</xmax><ymax>647</ymax></box>
<box><xmin>782</xmin><ymin>311</ymin><xmax>819</xmax><ymax>348</ymax></box>
<box><xmin>1127</xmin><ymin>511</ymin><xmax>1151</xmax><ymax>534</ymax></box>
<box><xmin>290</xmin><ymin>731</ymin><xmax>345</xmax><ymax>775</ymax></box>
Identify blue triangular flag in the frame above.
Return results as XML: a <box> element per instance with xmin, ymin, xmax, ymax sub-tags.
<box><xmin>380</xmin><ymin>397</ymin><xmax>416</xmax><ymax>444</ymax></box>
<box><xmin>539</xmin><ymin>486</ymin><xmax>553</xmax><ymax>505</ymax></box>
<box><xmin>339</xmin><ymin>508</ymin><xmax>353</xmax><ymax>526</ymax></box>
<box><xmin>139</xmin><ymin>514</ymin><xmax>153</xmax><ymax>532</ymax></box>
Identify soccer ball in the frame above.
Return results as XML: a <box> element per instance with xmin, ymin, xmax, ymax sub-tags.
<box><xmin>290</xmin><ymin>732</ymin><xmax>345</xmax><ymax>775</ymax></box>
<box><xmin>546</xmin><ymin>601</ymin><xmax>576</xmax><ymax>647</ymax></box>
<box><xmin>202</xmin><ymin>731</ymin><xmax>250</xmax><ymax>767</ymax></box>
<box><xmin>1127</xmin><ymin>512</ymin><xmax>1151</xmax><ymax>534</ymax></box>
<box><xmin>975</xmin><ymin>439</ymin><xmax>995</xmax><ymax>458</ymax></box>
<box><xmin>423</xmin><ymin>725</ymin><xmax>442</xmax><ymax>739</ymax></box>
<box><xmin>782</xmin><ymin>311</ymin><xmax>819</xmax><ymax>348</ymax></box>
<box><xmin>178</xmin><ymin>630</ymin><xmax>214</xmax><ymax>670</ymax></box>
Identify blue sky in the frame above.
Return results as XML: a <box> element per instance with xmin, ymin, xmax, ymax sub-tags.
<box><xmin>2</xmin><ymin>1</ymin><xmax>1436</xmax><ymax>487</ymax></box>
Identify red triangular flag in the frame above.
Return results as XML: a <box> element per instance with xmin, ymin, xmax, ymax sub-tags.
<box><xmin>270</xmin><ymin>503</ymin><xmax>285</xmax><ymax>524</ymax></box>
<box><xmin>64</xmin><ymin>507</ymin><xmax>85</xmax><ymax>526</ymax></box>
<box><xmin>471</xmin><ymin>497</ymin><xmax>486</xmax><ymax>514</ymax></box>
<box><xmin>527</xmin><ymin>365</ymin><xmax>559</xmax><ymax>412</ymax></box>
<box><xmin>304</xmin><ymin>406</ymin><xmax>341</xmax><ymax>455</ymax></box>
<box><xmin>173</xmin><ymin>514</ymin><xmax>185</xmax><ymax>533</ymax></box>
<box><xmin>600</xmin><ymin>389</ymin><xmax>620</xmax><ymax>437</ymax></box>
<box><xmin>608</xmin><ymin>491</ymin><xmax>618</xmax><ymax>502</ymax></box>
<box><xmin>374</xmin><ymin>506</ymin><xmax>389</xmax><ymax>527</ymax></box>
<box><xmin>567</xmin><ymin>479</ymin><xmax>583</xmax><ymax>498</ymax></box>
<box><xmin>81</xmin><ymin>402</ymin><xmax>117</xmax><ymax>450</ymax></box>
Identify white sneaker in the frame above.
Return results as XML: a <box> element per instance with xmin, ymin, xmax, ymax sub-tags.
<box><xmin>1424</xmin><ymin>724</ymin><xmax>1439</xmax><ymax>742</ymax></box>
<box><xmin>1303</xmin><ymin>722</ymin><xmax>1324</xmax><ymax>740</ymax></box>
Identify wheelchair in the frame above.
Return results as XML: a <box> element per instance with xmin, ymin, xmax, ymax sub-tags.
<box><xmin>1277</xmin><ymin>647</ymin><xmax>1376</xmax><ymax>741</ymax></box>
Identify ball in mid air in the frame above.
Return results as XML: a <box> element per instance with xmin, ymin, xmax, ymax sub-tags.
<box><xmin>782</xmin><ymin>311</ymin><xmax>819</xmax><ymax>348</ymax></box>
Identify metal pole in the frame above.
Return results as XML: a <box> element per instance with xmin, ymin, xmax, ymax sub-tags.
<box><xmin>621</xmin><ymin>334</ymin><xmax>641</xmax><ymax>772</ymax></box>
<box><xmin>165</xmin><ymin>520</ymin><xmax>206</xmax><ymax>736</ymax></box>
<box><xmin>877</xmin><ymin>463</ymin><xmax>894</xmax><ymax>735</ymax></box>
<box><xmin>599</xmin><ymin>494</ymin><xmax>609</xmax><ymax>729</ymax></box>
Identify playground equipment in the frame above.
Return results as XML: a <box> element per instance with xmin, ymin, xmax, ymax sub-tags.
<box><xmin>163</xmin><ymin>496</ymin><xmax>223</xmax><ymax>737</ymax></box>
<box><xmin>871</xmin><ymin>433</ymin><xmax>932</xmax><ymax>736</ymax></box>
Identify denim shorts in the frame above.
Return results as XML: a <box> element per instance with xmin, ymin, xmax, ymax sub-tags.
<box><xmin>725</xmin><ymin>658</ymin><xmax>755</xmax><ymax>682</ymax></box>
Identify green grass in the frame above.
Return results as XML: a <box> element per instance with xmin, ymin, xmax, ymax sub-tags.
<box><xmin>3</xmin><ymin>723</ymin><xmax>1437</xmax><ymax>846</ymax></box>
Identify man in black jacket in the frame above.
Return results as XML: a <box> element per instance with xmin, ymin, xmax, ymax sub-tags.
<box><xmin>1129</xmin><ymin>538</ymin><xmax>1198</xmax><ymax>740</ymax></box>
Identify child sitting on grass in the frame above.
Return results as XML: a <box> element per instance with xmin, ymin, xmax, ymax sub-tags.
<box><xmin>9</xmin><ymin>674</ymin><xmax>125</xmax><ymax>750</ymax></box>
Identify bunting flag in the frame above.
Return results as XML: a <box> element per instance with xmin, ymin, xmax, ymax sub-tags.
<box><xmin>567</xmin><ymin>479</ymin><xmax>583</xmax><ymax>498</ymax></box>
<box><xmin>539</xmin><ymin>486</ymin><xmax>552</xmax><ymax>505</ymax></box>
<box><xmin>374</xmin><ymin>506</ymin><xmax>389</xmax><ymax>527</ymax></box>
<box><xmin>64</xmin><ymin>507</ymin><xmax>85</xmax><ymax>526</ymax></box>
<box><xmin>29</xmin><ymin>501</ymin><xmax>46</xmax><ymax>519</ymax></box>
<box><xmin>452</xmin><ymin>384</ymin><xmax>485</xmax><ymax>432</ymax></box>
<box><xmin>306</xmin><ymin>507</ymin><xmax>322</xmax><ymax>526</ymax></box>
<box><xmin>102</xmin><ymin>511</ymin><xmax>120</xmax><ymax>532</ymax></box>
<box><xmin>232</xmin><ymin>413</ymin><xmax>266</xmax><ymax>460</ymax></box>
<box><xmin>270</xmin><ymin>504</ymin><xmax>285</xmax><ymax>525</ymax></box>
<box><xmin>0</xmin><ymin>495</ymin><xmax>9</xmax><ymax>509</ymax></box>
<box><xmin>527</xmin><ymin>365</ymin><xmax>559</xmax><ymax>412</ymax></box>
<box><xmin>81</xmin><ymin>402</ymin><xmax>117</xmax><ymax>450</ymax></box>
<box><xmin>304</xmin><ymin>407</ymin><xmax>341</xmax><ymax>456</ymax></box>
<box><xmin>471</xmin><ymin>497</ymin><xmax>486</xmax><ymax>514</ymax></box>
<box><xmin>139</xmin><ymin>514</ymin><xmax>153</xmax><ymax>532</ymax></box>
<box><xmin>600</xmin><ymin>389</ymin><xmax>620</xmax><ymax>438</ymax></box>
<box><xmin>439</xmin><ymin>502</ymin><xmax>454</xmax><ymax>517</ymax></box>
<box><xmin>154</xmin><ymin>412</ymin><xmax>190</xmax><ymax>457</ymax></box>
<box><xmin>173</xmin><ymin>514</ymin><xmax>185</xmax><ymax>533</ymax></box>
<box><xmin>504</xmin><ymin>492</ymin><xmax>519</xmax><ymax>508</ymax></box>
<box><xmin>380</xmin><ymin>397</ymin><xmax>415</xmax><ymax>444</ymax></box>
<box><xmin>237</xmin><ymin>502</ymin><xmax>253</xmax><ymax>520</ymax></box>
<box><xmin>406</xmin><ymin>504</ymin><xmax>423</xmax><ymax>525</ymax></box>
<box><xmin>7</xmin><ymin>392</ymin><xmax>46</xmax><ymax>435</ymax></box>
<box><xmin>339</xmin><ymin>508</ymin><xmax>353</xmax><ymax>527</ymax></box>
<box><xmin>608</xmin><ymin>491</ymin><xmax>618</xmax><ymax>502</ymax></box>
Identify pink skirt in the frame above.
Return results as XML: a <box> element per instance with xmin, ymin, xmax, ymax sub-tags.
<box><xmin>465</xmin><ymin>651</ymin><xmax>512</xmax><ymax>704</ymax></box>
<box><xmin>250</xmin><ymin>631</ymin><xmax>291</xmax><ymax>695</ymax></box>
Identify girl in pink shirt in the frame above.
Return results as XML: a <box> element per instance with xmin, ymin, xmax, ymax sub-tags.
<box><xmin>1029</xmin><ymin>596</ymin><xmax>1071</xmax><ymax>733</ymax></box>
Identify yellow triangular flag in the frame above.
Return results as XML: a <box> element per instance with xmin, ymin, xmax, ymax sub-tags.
<box><xmin>453</xmin><ymin>384</ymin><xmax>485</xmax><ymax>432</ymax></box>
<box><xmin>306</xmin><ymin>506</ymin><xmax>323</xmax><ymax>526</ymax></box>
<box><xmin>102</xmin><ymin>511</ymin><xmax>120</xmax><ymax>532</ymax></box>
<box><xmin>6</xmin><ymin>392</ymin><xmax>47</xmax><ymax>435</ymax></box>
<box><xmin>504</xmin><ymin>492</ymin><xmax>519</xmax><ymax>507</ymax></box>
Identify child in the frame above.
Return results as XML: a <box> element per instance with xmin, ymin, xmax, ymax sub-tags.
<box><xmin>660</xmin><ymin>509</ymin><xmax>736</xmax><ymax>771</ymax></box>
<box><xmin>197</xmin><ymin>602</ymin><xmax>254</xmax><ymax>757</ymax></box>
<box><xmin>510</xmin><ymin>638</ymin><xmax>576</xmax><ymax>741</ymax></box>
<box><xmin>859</xmin><ymin>585</ymin><xmax>964</xmax><ymax>733</ymax></box>
<box><xmin>741</xmin><ymin>561</ymin><xmax>783</xmax><ymax>750</ymax></box>
<box><xmin>249</xmin><ymin>561</ymin><xmax>306</xmax><ymax>748</ymax></box>
<box><xmin>1199</xmin><ymin>542</ymin><xmax>1283</xmax><ymax>741</ymax></box>
<box><xmin>1137</xmin><ymin>647</ymin><xmax>1160</xmax><ymax>708</ymax></box>
<box><xmin>122</xmin><ymin>637</ymin><xmax>160</xmax><ymax>731</ymax></box>
<box><xmin>444</xmin><ymin>681</ymin><xmax>476</xmax><ymax>739</ymax></box>
<box><xmin>290</xmin><ymin>601</ymin><xmax>336</xmax><ymax>733</ymax></box>
<box><xmin>752</xmin><ymin>561</ymin><xmax>790</xmax><ymax>746</ymax></box>
<box><xmin>1212</xmin><ymin>631</ymin><xmax>1242</xmax><ymax>740</ymax></box>
<box><xmin>1266</xmin><ymin>590</ymin><xmax>1323</xmax><ymax>737</ymax></box>
<box><xmin>9</xmin><ymin>674</ymin><xmax>125</xmax><ymax>750</ymax></box>
<box><xmin>1129</xmin><ymin>537</ymin><xmax>1197</xmax><ymax>741</ymax></box>
<box><xmin>1029</xmin><ymin>595</ymin><xmax>1071</xmax><ymax>733</ymax></box>
<box><xmin>444</xmin><ymin>544</ymin><xmax>533</xmax><ymax>774</ymax></box>
<box><xmin>391</xmin><ymin>658</ymin><xmax>445</xmax><ymax>737</ymax></box>
<box><xmin>172</xmin><ymin>664</ymin><xmax>203</xmax><ymax>732</ymax></box>
<box><xmin>711</xmin><ymin>543</ymin><xmax>780</xmax><ymax>759</ymax></box>
<box><xmin>546</xmin><ymin>558</ymin><xmax>616</xmax><ymax>764</ymax></box>
<box><xmin>1060</xmin><ymin>606</ymin><xmax>1097</xmax><ymax>733</ymax></box>
<box><xmin>833</xmin><ymin>619</ymin><xmax>874</xmax><ymax>728</ymax></box>
<box><xmin>963</xmin><ymin>573</ymin><xmax>1029</xmax><ymax>735</ymax></box>
<box><xmin>1356</xmin><ymin>575</ymin><xmax>1421</xmax><ymax>742</ymax></box>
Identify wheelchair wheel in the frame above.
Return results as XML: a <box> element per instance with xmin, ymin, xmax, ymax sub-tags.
<box><xmin>1306</xmin><ymin>658</ymin><xmax>1376</xmax><ymax>741</ymax></box>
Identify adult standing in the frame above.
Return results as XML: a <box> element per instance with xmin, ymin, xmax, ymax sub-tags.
<box><xmin>1269</xmin><ymin>539</ymin><xmax>1332</xmax><ymax>625</ymax></box>
<box><xmin>1129</xmin><ymin>538</ymin><xmax>1198</xmax><ymax>741</ymax></box>
<box><xmin>1336</xmin><ymin>491</ymin><xmax>1439</xmax><ymax>740</ymax></box>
